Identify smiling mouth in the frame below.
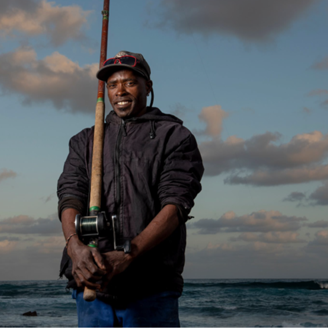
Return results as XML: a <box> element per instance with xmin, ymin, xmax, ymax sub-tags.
<box><xmin>117</xmin><ymin>101</ymin><xmax>130</xmax><ymax>106</ymax></box>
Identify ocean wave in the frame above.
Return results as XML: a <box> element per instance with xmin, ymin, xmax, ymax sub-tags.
<box><xmin>317</xmin><ymin>282</ymin><xmax>328</xmax><ymax>289</ymax></box>
<box><xmin>0</xmin><ymin>281</ymin><xmax>69</xmax><ymax>298</ymax></box>
<box><xmin>184</xmin><ymin>279</ymin><xmax>328</xmax><ymax>290</ymax></box>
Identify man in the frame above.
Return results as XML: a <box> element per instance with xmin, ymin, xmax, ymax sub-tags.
<box><xmin>58</xmin><ymin>50</ymin><xmax>204</xmax><ymax>327</ymax></box>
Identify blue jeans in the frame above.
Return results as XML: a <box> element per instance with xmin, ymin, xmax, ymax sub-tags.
<box><xmin>73</xmin><ymin>289</ymin><xmax>181</xmax><ymax>327</ymax></box>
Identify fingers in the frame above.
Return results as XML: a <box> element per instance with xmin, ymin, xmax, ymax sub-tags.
<box><xmin>73</xmin><ymin>271</ymin><xmax>101</xmax><ymax>290</ymax></box>
<box><xmin>84</xmin><ymin>257</ymin><xmax>106</xmax><ymax>279</ymax></box>
<box><xmin>91</xmin><ymin>248</ymin><xmax>107</xmax><ymax>272</ymax></box>
<box><xmin>84</xmin><ymin>264</ymin><xmax>104</xmax><ymax>281</ymax></box>
<box><xmin>71</xmin><ymin>246</ymin><xmax>106</xmax><ymax>289</ymax></box>
<box><xmin>102</xmin><ymin>251</ymin><xmax>132</xmax><ymax>281</ymax></box>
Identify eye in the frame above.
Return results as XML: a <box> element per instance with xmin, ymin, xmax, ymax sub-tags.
<box><xmin>126</xmin><ymin>81</ymin><xmax>136</xmax><ymax>87</ymax></box>
<box><xmin>107</xmin><ymin>83</ymin><xmax>116</xmax><ymax>89</ymax></box>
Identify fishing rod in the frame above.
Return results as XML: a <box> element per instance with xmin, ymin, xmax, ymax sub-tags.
<box><xmin>81</xmin><ymin>0</ymin><xmax>110</xmax><ymax>302</ymax></box>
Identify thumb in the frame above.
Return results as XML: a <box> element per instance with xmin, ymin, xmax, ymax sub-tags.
<box><xmin>91</xmin><ymin>249</ymin><xmax>106</xmax><ymax>271</ymax></box>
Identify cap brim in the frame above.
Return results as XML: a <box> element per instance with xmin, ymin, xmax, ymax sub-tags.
<box><xmin>96</xmin><ymin>64</ymin><xmax>148</xmax><ymax>82</ymax></box>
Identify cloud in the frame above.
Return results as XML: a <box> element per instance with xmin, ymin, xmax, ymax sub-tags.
<box><xmin>190</xmin><ymin>210</ymin><xmax>306</xmax><ymax>234</ymax></box>
<box><xmin>0</xmin><ymin>0</ymin><xmax>90</xmax><ymax>46</ymax></box>
<box><xmin>184</xmin><ymin>238</ymin><xmax>328</xmax><ymax>279</ymax></box>
<box><xmin>197</xmin><ymin>105</ymin><xmax>328</xmax><ymax>186</ymax></box>
<box><xmin>233</xmin><ymin>231</ymin><xmax>305</xmax><ymax>244</ymax></box>
<box><xmin>185</xmin><ymin>240</ymin><xmax>302</xmax><ymax>279</ymax></box>
<box><xmin>0</xmin><ymin>236</ymin><xmax>20</xmax><ymax>242</ymax></box>
<box><xmin>0</xmin><ymin>47</ymin><xmax>98</xmax><ymax>113</ymax></box>
<box><xmin>200</xmin><ymin>128</ymin><xmax>328</xmax><ymax>185</ymax></box>
<box><xmin>302</xmin><ymin>107</ymin><xmax>313</xmax><ymax>114</ymax></box>
<box><xmin>0</xmin><ymin>168</ymin><xmax>17</xmax><ymax>183</ymax></box>
<box><xmin>309</xmin><ymin>230</ymin><xmax>328</xmax><ymax>245</ymax></box>
<box><xmin>283</xmin><ymin>192</ymin><xmax>306</xmax><ymax>202</ymax></box>
<box><xmin>0</xmin><ymin>213</ymin><xmax>64</xmax><ymax>279</ymax></box>
<box><xmin>0</xmin><ymin>213</ymin><xmax>62</xmax><ymax>235</ymax></box>
<box><xmin>311</xmin><ymin>56</ymin><xmax>328</xmax><ymax>70</ymax></box>
<box><xmin>307</xmin><ymin>89</ymin><xmax>328</xmax><ymax>109</ymax></box>
<box><xmin>0</xmin><ymin>215</ymin><xmax>35</xmax><ymax>226</ymax></box>
<box><xmin>0</xmin><ymin>240</ymin><xmax>18</xmax><ymax>253</ymax></box>
<box><xmin>283</xmin><ymin>183</ymin><xmax>328</xmax><ymax>207</ymax></box>
<box><xmin>0</xmin><ymin>244</ymin><xmax>63</xmax><ymax>280</ymax></box>
<box><xmin>153</xmin><ymin>0</ymin><xmax>317</xmax><ymax>42</ymax></box>
<box><xmin>31</xmin><ymin>236</ymin><xmax>65</xmax><ymax>254</ymax></box>
<box><xmin>307</xmin><ymin>220</ymin><xmax>328</xmax><ymax>228</ymax></box>
<box><xmin>225</xmin><ymin>165</ymin><xmax>328</xmax><ymax>186</ymax></box>
<box><xmin>197</xmin><ymin>105</ymin><xmax>229</xmax><ymax>137</ymax></box>
<box><xmin>308</xmin><ymin>89</ymin><xmax>328</xmax><ymax>96</ymax></box>
<box><xmin>309</xmin><ymin>181</ymin><xmax>328</xmax><ymax>205</ymax></box>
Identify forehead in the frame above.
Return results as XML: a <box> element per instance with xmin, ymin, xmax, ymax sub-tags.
<box><xmin>106</xmin><ymin>68</ymin><xmax>141</xmax><ymax>82</ymax></box>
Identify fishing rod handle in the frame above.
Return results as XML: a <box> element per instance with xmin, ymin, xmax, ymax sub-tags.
<box><xmin>89</xmin><ymin>101</ymin><xmax>105</xmax><ymax>211</ymax></box>
<box><xmin>83</xmin><ymin>287</ymin><xmax>97</xmax><ymax>302</ymax></box>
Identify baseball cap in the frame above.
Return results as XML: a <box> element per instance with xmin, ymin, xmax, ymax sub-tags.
<box><xmin>96</xmin><ymin>50</ymin><xmax>151</xmax><ymax>82</ymax></box>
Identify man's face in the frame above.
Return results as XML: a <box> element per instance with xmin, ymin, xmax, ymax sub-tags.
<box><xmin>106</xmin><ymin>69</ymin><xmax>152</xmax><ymax>119</ymax></box>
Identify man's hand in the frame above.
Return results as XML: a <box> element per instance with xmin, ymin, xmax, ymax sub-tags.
<box><xmin>102</xmin><ymin>250</ymin><xmax>133</xmax><ymax>281</ymax></box>
<box><xmin>67</xmin><ymin>237</ymin><xmax>106</xmax><ymax>290</ymax></box>
<box><xmin>101</xmin><ymin>204</ymin><xmax>179</xmax><ymax>287</ymax></box>
<box><xmin>62</xmin><ymin>205</ymin><xmax>179</xmax><ymax>290</ymax></box>
<box><xmin>61</xmin><ymin>208</ymin><xmax>106</xmax><ymax>290</ymax></box>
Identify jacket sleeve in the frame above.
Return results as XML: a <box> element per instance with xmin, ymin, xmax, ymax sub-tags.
<box><xmin>57</xmin><ymin>130</ymin><xmax>90</xmax><ymax>220</ymax></box>
<box><xmin>158</xmin><ymin>130</ymin><xmax>204</xmax><ymax>222</ymax></box>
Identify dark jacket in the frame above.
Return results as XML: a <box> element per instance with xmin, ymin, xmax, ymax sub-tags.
<box><xmin>57</xmin><ymin>107</ymin><xmax>203</xmax><ymax>303</ymax></box>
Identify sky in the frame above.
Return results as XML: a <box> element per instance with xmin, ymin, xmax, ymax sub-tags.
<box><xmin>1</xmin><ymin>0</ymin><xmax>328</xmax><ymax>280</ymax></box>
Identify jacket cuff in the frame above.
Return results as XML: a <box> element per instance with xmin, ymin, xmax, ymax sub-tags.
<box><xmin>58</xmin><ymin>196</ymin><xmax>86</xmax><ymax>221</ymax></box>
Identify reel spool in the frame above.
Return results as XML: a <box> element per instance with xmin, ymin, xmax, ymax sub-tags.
<box><xmin>75</xmin><ymin>212</ymin><xmax>112</xmax><ymax>239</ymax></box>
<box><xmin>75</xmin><ymin>213</ymin><xmax>131</xmax><ymax>253</ymax></box>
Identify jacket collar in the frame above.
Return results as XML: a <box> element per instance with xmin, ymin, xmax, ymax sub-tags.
<box><xmin>105</xmin><ymin>107</ymin><xmax>183</xmax><ymax>125</ymax></box>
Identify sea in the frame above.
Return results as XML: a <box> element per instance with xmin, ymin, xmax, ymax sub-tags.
<box><xmin>1</xmin><ymin>279</ymin><xmax>328</xmax><ymax>327</ymax></box>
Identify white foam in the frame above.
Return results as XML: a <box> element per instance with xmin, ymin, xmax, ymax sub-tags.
<box><xmin>221</xmin><ymin>306</ymin><xmax>237</xmax><ymax>310</ymax></box>
<box><xmin>318</xmin><ymin>282</ymin><xmax>328</xmax><ymax>289</ymax></box>
<box><xmin>281</xmin><ymin>321</ymin><xmax>302</xmax><ymax>327</ymax></box>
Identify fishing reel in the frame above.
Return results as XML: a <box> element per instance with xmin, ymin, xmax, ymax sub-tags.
<box><xmin>75</xmin><ymin>212</ymin><xmax>131</xmax><ymax>253</ymax></box>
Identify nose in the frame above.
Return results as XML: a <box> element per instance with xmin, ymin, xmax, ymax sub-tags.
<box><xmin>116</xmin><ymin>83</ymin><xmax>127</xmax><ymax>96</ymax></box>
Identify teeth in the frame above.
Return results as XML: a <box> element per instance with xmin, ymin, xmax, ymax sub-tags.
<box><xmin>118</xmin><ymin>101</ymin><xmax>129</xmax><ymax>105</ymax></box>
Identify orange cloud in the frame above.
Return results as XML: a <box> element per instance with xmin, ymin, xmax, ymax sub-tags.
<box><xmin>1</xmin><ymin>215</ymin><xmax>35</xmax><ymax>226</ymax></box>
<box><xmin>32</xmin><ymin>236</ymin><xmax>64</xmax><ymax>254</ymax></box>
<box><xmin>191</xmin><ymin>210</ymin><xmax>306</xmax><ymax>234</ymax></box>
<box><xmin>310</xmin><ymin>230</ymin><xmax>328</xmax><ymax>245</ymax></box>
<box><xmin>307</xmin><ymin>89</ymin><xmax>328</xmax><ymax>96</ymax></box>
<box><xmin>200</xmin><ymin>127</ymin><xmax>328</xmax><ymax>185</ymax></box>
<box><xmin>0</xmin><ymin>213</ymin><xmax>61</xmax><ymax>235</ymax></box>
<box><xmin>198</xmin><ymin>105</ymin><xmax>229</xmax><ymax>137</ymax></box>
<box><xmin>0</xmin><ymin>168</ymin><xmax>17</xmax><ymax>183</ymax></box>
<box><xmin>0</xmin><ymin>0</ymin><xmax>90</xmax><ymax>45</ymax></box>
<box><xmin>0</xmin><ymin>240</ymin><xmax>18</xmax><ymax>253</ymax></box>
<box><xmin>236</xmin><ymin>231</ymin><xmax>305</xmax><ymax>244</ymax></box>
<box><xmin>311</xmin><ymin>56</ymin><xmax>328</xmax><ymax>70</ymax></box>
<box><xmin>0</xmin><ymin>47</ymin><xmax>98</xmax><ymax>113</ymax></box>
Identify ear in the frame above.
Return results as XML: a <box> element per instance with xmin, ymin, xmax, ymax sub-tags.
<box><xmin>146</xmin><ymin>80</ymin><xmax>153</xmax><ymax>95</ymax></box>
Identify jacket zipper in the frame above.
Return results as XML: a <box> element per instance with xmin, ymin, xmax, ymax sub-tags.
<box><xmin>114</xmin><ymin>119</ymin><xmax>126</xmax><ymax>236</ymax></box>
